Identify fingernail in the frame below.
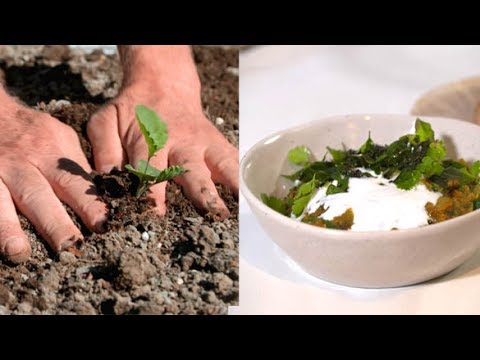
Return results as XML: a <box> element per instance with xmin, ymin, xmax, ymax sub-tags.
<box><xmin>206</xmin><ymin>200</ymin><xmax>230</xmax><ymax>221</ymax></box>
<box><xmin>4</xmin><ymin>237</ymin><xmax>31</xmax><ymax>264</ymax></box>
<box><xmin>58</xmin><ymin>234</ymin><xmax>84</xmax><ymax>252</ymax></box>
<box><xmin>95</xmin><ymin>213</ymin><xmax>108</xmax><ymax>233</ymax></box>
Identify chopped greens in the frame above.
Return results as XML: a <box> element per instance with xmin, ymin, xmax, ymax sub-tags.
<box><xmin>288</xmin><ymin>145</ymin><xmax>312</xmax><ymax>165</ymax></box>
<box><xmin>261</xmin><ymin>118</ymin><xmax>480</xmax><ymax>229</ymax></box>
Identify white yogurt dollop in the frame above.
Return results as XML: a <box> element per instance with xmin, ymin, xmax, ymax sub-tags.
<box><xmin>303</xmin><ymin>173</ymin><xmax>441</xmax><ymax>231</ymax></box>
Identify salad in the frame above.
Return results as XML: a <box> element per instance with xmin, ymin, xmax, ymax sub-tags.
<box><xmin>261</xmin><ymin>119</ymin><xmax>480</xmax><ymax>231</ymax></box>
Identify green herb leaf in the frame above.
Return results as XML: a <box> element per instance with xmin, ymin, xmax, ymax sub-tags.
<box><xmin>135</xmin><ymin>105</ymin><xmax>168</xmax><ymax>158</ymax></box>
<box><xmin>326</xmin><ymin>177</ymin><xmax>349</xmax><ymax>195</ymax></box>
<box><xmin>415</xmin><ymin>118</ymin><xmax>434</xmax><ymax>143</ymax></box>
<box><xmin>137</xmin><ymin>160</ymin><xmax>161</xmax><ymax>177</ymax></box>
<box><xmin>291</xmin><ymin>176</ymin><xmax>318</xmax><ymax>217</ymax></box>
<box><xmin>471</xmin><ymin>161</ymin><xmax>480</xmax><ymax>177</ymax></box>
<box><xmin>429</xmin><ymin>160</ymin><xmax>477</xmax><ymax>190</ymax></box>
<box><xmin>288</xmin><ymin>145</ymin><xmax>311</xmax><ymax>165</ymax></box>
<box><xmin>291</xmin><ymin>195</ymin><xmax>312</xmax><ymax>217</ymax></box>
<box><xmin>394</xmin><ymin>169</ymin><xmax>422</xmax><ymax>190</ymax></box>
<box><xmin>475</xmin><ymin>199</ymin><xmax>480</xmax><ymax>210</ymax></box>
<box><xmin>125</xmin><ymin>163</ymin><xmax>157</xmax><ymax>182</ymax></box>
<box><xmin>294</xmin><ymin>177</ymin><xmax>318</xmax><ymax>199</ymax></box>
<box><xmin>261</xmin><ymin>193</ymin><xmax>290</xmax><ymax>215</ymax></box>
<box><xmin>155</xmin><ymin>165</ymin><xmax>187</xmax><ymax>183</ymax></box>
<box><xmin>415</xmin><ymin>141</ymin><xmax>446</xmax><ymax>179</ymax></box>
<box><xmin>327</xmin><ymin>147</ymin><xmax>347</xmax><ymax>163</ymax></box>
<box><xmin>358</xmin><ymin>132</ymin><xmax>374</xmax><ymax>154</ymax></box>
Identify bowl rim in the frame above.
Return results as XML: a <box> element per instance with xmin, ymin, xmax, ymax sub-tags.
<box><xmin>240</xmin><ymin>113</ymin><xmax>480</xmax><ymax>238</ymax></box>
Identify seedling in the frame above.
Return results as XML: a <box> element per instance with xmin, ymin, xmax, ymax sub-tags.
<box><xmin>125</xmin><ymin>105</ymin><xmax>187</xmax><ymax>197</ymax></box>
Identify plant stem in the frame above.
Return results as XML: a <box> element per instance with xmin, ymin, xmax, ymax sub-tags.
<box><xmin>136</xmin><ymin>181</ymin><xmax>149</xmax><ymax>198</ymax></box>
<box><xmin>144</xmin><ymin>157</ymin><xmax>151</xmax><ymax>173</ymax></box>
<box><xmin>134</xmin><ymin>157</ymin><xmax>152</xmax><ymax>198</ymax></box>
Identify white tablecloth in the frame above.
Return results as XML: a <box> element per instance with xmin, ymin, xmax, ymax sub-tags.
<box><xmin>231</xmin><ymin>45</ymin><xmax>480</xmax><ymax>315</ymax></box>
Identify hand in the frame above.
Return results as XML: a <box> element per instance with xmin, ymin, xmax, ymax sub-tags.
<box><xmin>0</xmin><ymin>90</ymin><xmax>107</xmax><ymax>263</ymax></box>
<box><xmin>87</xmin><ymin>46</ymin><xmax>238</xmax><ymax>219</ymax></box>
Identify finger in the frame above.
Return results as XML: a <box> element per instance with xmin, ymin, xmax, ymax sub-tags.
<box><xmin>147</xmin><ymin>152</ymin><xmax>169</xmax><ymax>216</ymax></box>
<box><xmin>39</xmin><ymin>157</ymin><xmax>108</xmax><ymax>233</ymax></box>
<box><xmin>46</xmin><ymin>125</ymin><xmax>108</xmax><ymax>232</ymax></box>
<box><xmin>0</xmin><ymin>179</ymin><xmax>31</xmax><ymax>263</ymax></box>
<box><xmin>126</xmin><ymin>126</ymin><xmax>149</xmax><ymax>168</ymax></box>
<box><xmin>87</xmin><ymin>104</ymin><xmax>125</xmax><ymax>173</ymax></box>
<box><xmin>170</xmin><ymin>146</ymin><xmax>230</xmax><ymax>220</ymax></box>
<box><xmin>2</xmin><ymin>165</ymin><xmax>83</xmax><ymax>252</ymax></box>
<box><xmin>205</xmin><ymin>143</ymin><xmax>239</xmax><ymax>196</ymax></box>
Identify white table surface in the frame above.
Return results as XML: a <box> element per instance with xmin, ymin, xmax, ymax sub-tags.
<box><xmin>231</xmin><ymin>45</ymin><xmax>480</xmax><ymax>315</ymax></box>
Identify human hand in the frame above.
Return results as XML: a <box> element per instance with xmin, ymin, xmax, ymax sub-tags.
<box><xmin>87</xmin><ymin>46</ymin><xmax>238</xmax><ymax>219</ymax></box>
<box><xmin>0</xmin><ymin>89</ymin><xmax>107</xmax><ymax>263</ymax></box>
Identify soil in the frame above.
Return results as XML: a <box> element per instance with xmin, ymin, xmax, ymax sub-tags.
<box><xmin>0</xmin><ymin>45</ymin><xmax>239</xmax><ymax>315</ymax></box>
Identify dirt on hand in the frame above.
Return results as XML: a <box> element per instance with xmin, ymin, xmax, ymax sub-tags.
<box><xmin>0</xmin><ymin>45</ymin><xmax>239</xmax><ymax>315</ymax></box>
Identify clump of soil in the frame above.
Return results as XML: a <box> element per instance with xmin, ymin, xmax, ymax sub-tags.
<box><xmin>0</xmin><ymin>45</ymin><xmax>239</xmax><ymax>315</ymax></box>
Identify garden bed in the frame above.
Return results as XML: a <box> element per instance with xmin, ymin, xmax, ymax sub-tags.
<box><xmin>0</xmin><ymin>45</ymin><xmax>238</xmax><ymax>315</ymax></box>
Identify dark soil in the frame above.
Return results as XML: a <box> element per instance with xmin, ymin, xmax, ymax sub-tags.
<box><xmin>0</xmin><ymin>45</ymin><xmax>239</xmax><ymax>315</ymax></box>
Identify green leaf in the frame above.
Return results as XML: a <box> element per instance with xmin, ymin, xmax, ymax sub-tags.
<box><xmin>294</xmin><ymin>176</ymin><xmax>318</xmax><ymax>199</ymax></box>
<box><xmin>394</xmin><ymin>169</ymin><xmax>422</xmax><ymax>190</ymax></box>
<box><xmin>416</xmin><ymin>141</ymin><xmax>446</xmax><ymax>178</ymax></box>
<box><xmin>326</xmin><ymin>177</ymin><xmax>349</xmax><ymax>195</ymax></box>
<box><xmin>155</xmin><ymin>165</ymin><xmax>187</xmax><ymax>183</ymax></box>
<box><xmin>137</xmin><ymin>160</ymin><xmax>161</xmax><ymax>177</ymax></box>
<box><xmin>475</xmin><ymin>199</ymin><xmax>480</xmax><ymax>210</ymax></box>
<box><xmin>261</xmin><ymin>194</ymin><xmax>290</xmax><ymax>215</ymax></box>
<box><xmin>135</xmin><ymin>105</ymin><xmax>168</xmax><ymax>158</ymax></box>
<box><xmin>327</xmin><ymin>147</ymin><xmax>347</xmax><ymax>163</ymax></box>
<box><xmin>288</xmin><ymin>145</ymin><xmax>311</xmax><ymax>165</ymax></box>
<box><xmin>291</xmin><ymin>176</ymin><xmax>318</xmax><ymax>217</ymax></box>
<box><xmin>125</xmin><ymin>163</ymin><xmax>157</xmax><ymax>182</ymax></box>
<box><xmin>415</xmin><ymin>118</ymin><xmax>434</xmax><ymax>143</ymax></box>
<box><xmin>427</xmin><ymin>141</ymin><xmax>446</xmax><ymax>162</ymax></box>
<box><xmin>358</xmin><ymin>132</ymin><xmax>374</xmax><ymax>154</ymax></box>
<box><xmin>471</xmin><ymin>161</ymin><xmax>480</xmax><ymax>177</ymax></box>
<box><xmin>291</xmin><ymin>195</ymin><xmax>312</xmax><ymax>217</ymax></box>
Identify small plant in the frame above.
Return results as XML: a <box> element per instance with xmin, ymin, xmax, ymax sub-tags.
<box><xmin>125</xmin><ymin>105</ymin><xmax>187</xmax><ymax>197</ymax></box>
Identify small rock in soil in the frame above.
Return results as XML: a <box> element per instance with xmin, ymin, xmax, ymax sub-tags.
<box><xmin>137</xmin><ymin>302</ymin><xmax>165</xmax><ymax>315</ymax></box>
<box><xmin>39</xmin><ymin>268</ymin><xmax>60</xmax><ymax>292</ymax></box>
<box><xmin>113</xmin><ymin>295</ymin><xmax>133</xmax><ymax>315</ymax></box>
<box><xmin>203</xmin><ymin>291</ymin><xmax>218</xmax><ymax>304</ymax></box>
<box><xmin>184</xmin><ymin>217</ymin><xmax>203</xmax><ymax>224</ymax></box>
<box><xmin>213</xmin><ymin>273</ymin><xmax>234</xmax><ymax>295</ymax></box>
<box><xmin>200</xmin><ymin>225</ymin><xmax>221</xmax><ymax>247</ymax></box>
<box><xmin>0</xmin><ymin>305</ymin><xmax>9</xmax><ymax>315</ymax></box>
<box><xmin>16</xmin><ymin>302</ymin><xmax>33</xmax><ymax>314</ymax></box>
<box><xmin>59</xmin><ymin>251</ymin><xmax>77</xmax><ymax>265</ymax></box>
<box><xmin>113</xmin><ymin>250</ymin><xmax>156</xmax><ymax>289</ymax></box>
<box><xmin>0</xmin><ymin>284</ymin><xmax>15</xmax><ymax>306</ymax></box>
<box><xmin>181</xmin><ymin>255</ymin><xmax>195</xmax><ymax>271</ymax></box>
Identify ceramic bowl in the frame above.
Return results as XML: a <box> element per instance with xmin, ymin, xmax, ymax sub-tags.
<box><xmin>240</xmin><ymin>114</ymin><xmax>480</xmax><ymax>288</ymax></box>
<box><xmin>411</xmin><ymin>76</ymin><xmax>480</xmax><ymax>124</ymax></box>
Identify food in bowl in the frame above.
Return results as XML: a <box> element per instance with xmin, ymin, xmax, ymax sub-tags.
<box><xmin>261</xmin><ymin>119</ymin><xmax>480</xmax><ymax>231</ymax></box>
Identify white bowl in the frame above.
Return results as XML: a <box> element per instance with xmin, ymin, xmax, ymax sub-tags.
<box><xmin>411</xmin><ymin>76</ymin><xmax>480</xmax><ymax>124</ymax></box>
<box><xmin>240</xmin><ymin>114</ymin><xmax>480</xmax><ymax>288</ymax></box>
